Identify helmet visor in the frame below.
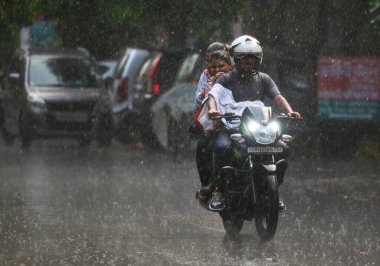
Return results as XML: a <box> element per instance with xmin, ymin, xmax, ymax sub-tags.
<box><xmin>234</xmin><ymin>54</ymin><xmax>259</xmax><ymax>60</ymax></box>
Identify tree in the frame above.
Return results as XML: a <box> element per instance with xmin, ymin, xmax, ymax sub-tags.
<box><xmin>0</xmin><ymin>0</ymin><xmax>378</xmax><ymax>65</ymax></box>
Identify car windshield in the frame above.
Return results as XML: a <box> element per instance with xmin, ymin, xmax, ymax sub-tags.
<box><xmin>28</xmin><ymin>55</ymin><xmax>97</xmax><ymax>87</ymax></box>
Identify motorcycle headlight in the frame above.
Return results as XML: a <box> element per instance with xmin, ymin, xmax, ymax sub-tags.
<box><xmin>247</xmin><ymin>120</ymin><xmax>280</xmax><ymax>144</ymax></box>
<box><xmin>27</xmin><ymin>94</ymin><xmax>47</xmax><ymax>113</ymax></box>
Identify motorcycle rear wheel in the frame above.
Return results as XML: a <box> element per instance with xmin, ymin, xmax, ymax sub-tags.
<box><xmin>255</xmin><ymin>174</ymin><xmax>279</xmax><ymax>241</ymax></box>
<box><xmin>220</xmin><ymin>213</ymin><xmax>244</xmax><ymax>237</ymax></box>
<box><xmin>95</xmin><ymin>113</ymin><xmax>113</xmax><ymax>147</ymax></box>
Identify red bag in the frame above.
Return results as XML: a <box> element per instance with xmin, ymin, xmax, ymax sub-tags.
<box><xmin>193</xmin><ymin>99</ymin><xmax>214</xmax><ymax>133</ymax></box>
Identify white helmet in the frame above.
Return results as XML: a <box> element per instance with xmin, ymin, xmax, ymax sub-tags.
<box><xmin>230</xmin><ymin>35</ymin><xmax>263</xmax><ymax>64</ymax></box>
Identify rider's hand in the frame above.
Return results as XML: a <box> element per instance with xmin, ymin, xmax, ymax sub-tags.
<box><xmin>288</xmin><ymin>112</ymin><xmax>302</xmax><ymax>120</ymax></box>
<box><xmin>208</xmin><ymin>108</ymin><xmax>221</xmax><ymax>118</ymax></box>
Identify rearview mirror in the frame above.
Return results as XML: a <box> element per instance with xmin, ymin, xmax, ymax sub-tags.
<box><xmin>9</xmin><ymin>72</ymin><xmax>20</xmax><ymax>80</ymax></box>
<box><xmin>8</xmin><ymin>72</ymin><xmax>22</xmax><ymax>86</ymax></box>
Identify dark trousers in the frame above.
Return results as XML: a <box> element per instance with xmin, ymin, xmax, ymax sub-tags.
<box><xmin>196</xmin><ymin>134</ymin><xmax>214</xmax><ymax>187</ymax></box>
<box><xmin>211</xmin><ymin>130</ymin><xmax>233</xmax><ymax>188</ymax></box>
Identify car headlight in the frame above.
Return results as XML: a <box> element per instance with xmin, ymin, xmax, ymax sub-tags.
<box><xmin>247</xmin><ymin>120</ymin><xmax>280</xmax><ymax>144</ymax></box>
<box><xmin>27</xmin><ymin>94</ymin><xmax>47</xmax><ymax>113</ymax></box>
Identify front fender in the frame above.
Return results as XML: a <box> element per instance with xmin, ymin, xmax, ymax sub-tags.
<box><xmin>251</xmin><ymin>164</ymin><xmax>277</xmax><ymax>184</ymax></box>
<box><xmin>267</xmin><ymin>174</ymin><xmax>278</xmax><ymax>193</ymax></box>
<box><xmin>255</xmin><ymin>164</ymin><xmax>276</xmax><ymax>173</ymax></box>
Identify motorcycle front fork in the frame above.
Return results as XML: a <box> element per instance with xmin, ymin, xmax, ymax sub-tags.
<box><xmin>249</xmin><ymin>154</ymin><xmax>276</xmax><ymax>205</ymax></box>
<box><xmin>249</xmin><ymin>155</ymin><xmax>257</xmax><ymax>204</ymax></box>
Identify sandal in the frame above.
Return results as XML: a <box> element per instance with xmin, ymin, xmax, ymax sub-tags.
<box><xmin>195</xmin><ymin>187</ymin><xmax>213</xmax><ymax>202</ymax></box>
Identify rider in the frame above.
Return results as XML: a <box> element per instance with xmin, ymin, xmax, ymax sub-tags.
<box><xmin>206</xmin><ymin>35</ymin><xmax>302</xmax><ymax>211</ymax></box>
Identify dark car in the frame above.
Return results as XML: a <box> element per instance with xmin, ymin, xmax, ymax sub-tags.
<box><xmin>150</xmin><ymin>53</ymin><xmax>205</xmax><ymax>152</ymax></box>
<box><xmin>131</xmin><ymin>50</ymin><xmax>187</xmax><ymax>144</ymax></box>
<box><xmin>0</xmin><ymin>47</ymin><xmax>112</xmax><ymax>149</ymax></box>
<box><xmin>133</xmin><ymin>50</ymin><xmax>187</xmax><ymax>107</ymax></box>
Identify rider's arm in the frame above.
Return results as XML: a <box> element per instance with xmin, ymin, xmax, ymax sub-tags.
<box><xmin>274</xmin><ymin>95</ymin><xmax>302</xmax><ymax>119</ymax></box>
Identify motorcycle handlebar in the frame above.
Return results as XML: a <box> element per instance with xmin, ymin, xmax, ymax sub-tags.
<box><xmin>211</xmin><ymin>113</ymin><xmax>241</xmax><ymax>121</ymax></box>
<box><xmin>212</xmin><ymin>112</ymin><xmax>297</xmax><ymax>121</ymax></box>
<box><xmin>277</xmin><ymin>113</ymin><xmax>296</xmax><ymax>120</ymax></box>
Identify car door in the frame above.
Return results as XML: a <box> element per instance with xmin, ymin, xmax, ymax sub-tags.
<box><xmin>3</xmin><ymin>54</ymin><xmax>26</xmax><ymax>134</ymax></box>
<box><xmin>132</xmin><ymin>53</ymin><xmax>158</xmax><ymax>108</ymax></box>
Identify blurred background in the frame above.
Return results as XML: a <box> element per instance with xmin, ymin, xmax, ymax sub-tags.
<box><xmin>0</xmin><ymin>2</ymin><xmax>379</xmax><ymax>265</ymax></box>
<box><xmin>0</xmin><ymin>0</ymin><xmax>379</xmax><ymax>158</ymax></box>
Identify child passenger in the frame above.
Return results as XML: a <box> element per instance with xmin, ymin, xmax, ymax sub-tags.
<box><xmin>195</xmin><ymin>50</ymin><xmax>232</xmax><ymax>202</ymax></box>
<box><xmin>195</xmin><ymin>42</ymin><xmax>229</xmax><ymax>108</ymax></box>
<box><xmin>202</xmin><ymin>50</ymin><xmax>233</xmax><ymax>99</ymax></box>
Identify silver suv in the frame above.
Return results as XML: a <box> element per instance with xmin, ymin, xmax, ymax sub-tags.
<box><xmin>106</xmin><ymin>47</ymin><xmax>150</xmax><ymax>135</ymax></box>
<box><xmin>0</xmin><ymin>48</ymin><xmax>112</xmax><ymax>148</ymax></box>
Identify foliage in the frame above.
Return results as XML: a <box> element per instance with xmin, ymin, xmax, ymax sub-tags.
<box><xmin>369</xmin><ymin>0</ymin><xmax>380</xmax><ymax>25</ymax></box>
<box><xmin>0</xmin><ymin>0</ymin><xmax>379</xmax><ymax>66</ymax></box>
<box><xmin>0</xmin><ymin>0</ymin><xmax>249</xmax><ymax>60</ymax></box>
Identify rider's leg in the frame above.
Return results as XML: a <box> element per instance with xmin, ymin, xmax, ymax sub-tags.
<box><xmin>196</xmin><ymin>134</ymin><xmax>213</xmax><ymax>187</ymax></box>
<box><xmin>211</xmin><ymin>131</ymin><xmax>232</xmax><ymax>188</ymax></box>
<box><xmin>209</xmin><ymin>131</ymin><xmax>232</xmax><ymax>211</ymax></box>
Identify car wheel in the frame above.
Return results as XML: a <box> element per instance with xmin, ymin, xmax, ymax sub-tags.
<box><xmin>78</xmin><ymin>136</ymin><xmax>92</xmax><ymax>148</ymax></box>
<box><xmin>1</xmin><ymin>110</ymin><xmax>14</xmax><ymax>146</ymax></box>
<box><xmin>2</xmin><ymin>128</ymin><xmax>15</xmax><ymax>146</ymax></box>
<box><xmin>19</xmin><ymin>112</ymin><xmax>33</xmax><ymax>149</ymax></box>
<box><xmin>95</xmin><ymin>113</ymin><xmax>113</xmax><ymax>147</ymax></box>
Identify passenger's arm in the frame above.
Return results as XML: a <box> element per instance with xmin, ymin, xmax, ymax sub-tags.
<box><xmin>207</xmin><ymin>96</ymin><xmax>221</xmax><ymax>117</ymax></box>
<box><xmin>274</xmin><ymin>95</ymin><xmax>302</xmax><ymax>119</ymax></box>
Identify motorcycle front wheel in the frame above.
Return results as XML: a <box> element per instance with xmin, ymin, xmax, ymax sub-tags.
<box><xmin>220</xmin><ymin>212</ymin><xmax>244</xmax><ymax>237</ymax></box>
<box><xmin>255</xmin><ymin>174</ymin><xmax>279</xmax><ymax>241</ymax></box>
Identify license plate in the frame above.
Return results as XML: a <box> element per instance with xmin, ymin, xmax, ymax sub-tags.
<box><xmin>55</xmin><ymin>112</ymin><xmax>89</xmax><ymax>122</ymax></box>
<box><xmin>247</xmin><ymin>146</ymin><xmax>283</xmax><ymax>154</ymax></box>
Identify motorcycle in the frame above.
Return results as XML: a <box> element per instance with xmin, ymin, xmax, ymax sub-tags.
<box><xmin>197</xmin><ymin>104</ymin><xmax>295</xmax><ymax>241</ymax></box>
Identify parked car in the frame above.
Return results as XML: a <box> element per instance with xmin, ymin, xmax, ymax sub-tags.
<box><xmin>106</xmin><ymin>47</ymin><xmax>150</xmax><ymax>135</ymax></box>
<box><xmin>0</xmin><ymin>47</ymin><xmax>112</xmax><ymax>148</ymax></box>
<box><xmin>131</xmin><ymin>50</ymin><xmax>187</xmax><ymax>145</ymax></box>
<box><xmin>150</xmin><ymin>53</ymin><xmax>205</xmax><ymax>152</ymax></box>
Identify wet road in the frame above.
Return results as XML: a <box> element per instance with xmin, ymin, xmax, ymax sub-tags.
<box><xmin>0</xmin><ymin>140</ymin><xmax>379</xmax><ymax>265</ymax></box>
